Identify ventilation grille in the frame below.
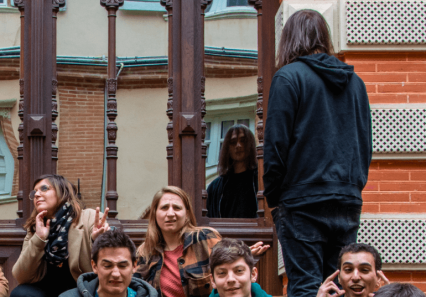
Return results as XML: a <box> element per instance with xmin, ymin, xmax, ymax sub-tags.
<box><xmin>278</xmin><ymin>219</ymin><xmax>426</xmax><ymax>273</ymax></box>
<box><xmin>372</xmin><ymin>109</ymin><xmax>426</xmax><ymax>153</ymax></box>
<box><xmin>346</xmin><ymin>1</ymin><xmax>426</xmax><ymax>44</ymax></box>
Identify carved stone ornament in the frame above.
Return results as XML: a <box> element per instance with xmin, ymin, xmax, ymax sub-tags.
<box><xmin>52</xmin><ymin>0</ymin><xmax>66</xmax><ymax>8</ymax></box>
<box><xmin>257</xmin><ymin>120</ymin><xmax>264</xmax><ymax>141</ymax></box>
<box><xmin>107</xmin><ymin>78</ymin><xmax>117</xmax><ymax>94</ymax></box>
<box><xmin>107</xmin><ymin>101</ymin><xmax>117</xmax><ymax>112</ymax></box>
<box><xmin>201</xmin><ymin>76</ymin><xmax>206</xmax><ymax>93</ymax></box>
<box><xmin>19</xmin><ymin>101</ymin><xmax>24</xmax><ymax>112</ymax></box>
<box><xmin>200</xmin><ymin>0</ymin><xmax>212</xmax><ymax>10</ymax></box>
<box><xmin>201</xmin><ymin>99</ymin><xmax>206</xmax><ymax>114</ymax></box>
<box><xmin>19</xmin><ymin>79</ymin><xmax>24</xmax><ymax>94</ymax></box>
<box><xmin>160</xmin><ymin>0</ymin><xmax>173</xmax><ymax>9</ymax></box>
<box><xmin>248</xmin><ymin>0</ymin><xmax>262</xmax><ymax>10</ymax></box>
<box><xmin>52</xmin><ymin>100</ymin><xmax>58</xmax><ymax>112</ymax></box>
<box><xmin>18</xmin><ymin>124</ymin><xmax>24</xmax><ymax>142</ymax></box>
<box><xmin>256</xmin><ymin>99</ymin><xmax>263</xmax><ymax>114</ymax></box>
<box><xmin>257</xmin><ymin>77</ymin><xmax>263</xmax><ymax>94</ymax></box>
<box><xmin>52</xmin><ymin>124</ymin><xmax>58</xmax><ymax>141</ymax></box>
<box><xmin>13</xmin><ymin>0</ymin><xmax>24</xmax><ymax>7</ymax></box>
<box><xmin>167</xmin><ymin>77</ymin><xmax>173</xmax><ymax>93</ymax></box>
<box><xmin>52</xmin><ymin>79</ymin><xmax>58</xmax><ymax>95</ymax></box>
<box><xmin>100</xmin><ymin>0</ymin><xmax>124</xmax><ymax>7</ymax></box>
<box><xmin>167</xmin><ymin>121</ymin><xmax>173</xmax><ymax>142</ymax></box>
<box><xmin>107</xmin><ymin>124</ymin><xmax>118</xmax><ymax>141</ymax></box>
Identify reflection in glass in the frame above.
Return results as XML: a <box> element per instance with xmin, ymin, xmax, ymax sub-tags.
<box><xmin>227</xmin><ymin>0</ymin><xmax>249</xmax><ymax>7</ymax></box>
<box><xmin>221</xmin><ymin>120</ymin><xmax>234</xmax><ymax>138</ymax></box>
<box><xmin>237</xmin><ymin>119</ymin><xmax>249</xmax><ymax>128</ymax></box>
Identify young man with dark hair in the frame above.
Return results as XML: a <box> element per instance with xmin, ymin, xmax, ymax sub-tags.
<box><xmin>374</xmin><ymin>283</ymin><xmax>425</xmax><ymax>297</ymax></box>
<box><xmin>264</xmin><ymin>9</ymin><xmax>372</xmax><ymax>297</ymax></box>
<box><xmin>317</xmin><ymin>243</ymin><xmax>389</xmax><ymax>297</ymax></box>
<box><xmin>60</xmin><ymin>229</ymin><xmax>157</xmax><ymax>297</ymax></box>
<box><xmin>207</xmin><ymin>124</ymin><xmax>259</xmax><ymax>219</ymax></box>
<box><xmin>209</xmin><ymin>238</ymin><xmax>271</xmax><ymax>297</ymax></box>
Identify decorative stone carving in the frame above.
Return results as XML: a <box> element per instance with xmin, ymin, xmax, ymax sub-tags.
<box><xmin>19</xmin><ymin>79</ymin><xmax>24</xmax><ymax>95</ymax></box>
<box><xmin>346</xmin><ymin>0</ymin><xmax>426</xmax><ymax>45</ymax></box>
<box><xmin>200</xmin><ymin>0</ymin><xmax>212</xmax><ymax>10</ymax></box>
<box><xmin>248</xmin><ymin>0</ymin><xmax>262</xmax><ymax>10</ymax></box>
<box><xmin>107</xmin><ymin>123</ymin><xmax>118</xmax><ymax>141</ymax></box>
<box><xmin>52</xmin><ymin>124</ymin><xmax>58</xmax><ymax>142</ymax></box>
<box><xmin>167</xmin><ymin>121</ymin><xmax>173</xmax><ymax>143</ymax></box>
<box><xmin>52</xmin><ymin>79</ymin><xmax>58</xmax><ymax>95</ymax></box>
<box><xmin>257</xmin><ymin>77</ymin><xmax>263</xmax><ymax>94</ymax></box>
<box><xmin>107</xmin><ymin>78</ymin><xmax>117</xmax><ymax>93</ymax></box>
<box><xmin>257</xmin><ymin>120</ymin><xmax>264</xmax><ymax>142</ymax></box>
<box><xmin>160</xmin><ymin>0</ymin><xmax>173</xmax><ymax>9</ymax></box>
<box><xmin>52</xmin><ymin>0</ymin><xmax>66</xmax><ymax>8</ymax></box>
<box><xmin>107</xmin><ymin>101</ymin><xmax>118</xmax><ymax>112</ymax></box>
<box><xmin>100</xmin><ymin>0</ymin><xmax>124</xmax><ymax>7</ymax></box>
<box><xmin>201</xmin><ymin>76</ymin><xmax>206</xmax><ymax>93</ymax></box>
<box><xmin>167</xmin><ymin>77</ymin><xmax>173</xmax><ymax>94</ymax></box>
<box><xmin>13</xmin><ymin>0</ymin><xmax>24</xmax><ymax>7</ymax></box>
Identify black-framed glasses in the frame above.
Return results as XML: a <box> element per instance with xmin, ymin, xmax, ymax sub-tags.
<box><xmin>29</xmin><ymin>185</ymin><xmax>51</xmax><ymax>200</ymax></box>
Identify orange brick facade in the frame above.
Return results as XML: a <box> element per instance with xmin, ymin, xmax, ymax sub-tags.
<box><xmin>57</xmin><ymin>78</ymin><xmax>105</xmax><ymax>209</ymax></box>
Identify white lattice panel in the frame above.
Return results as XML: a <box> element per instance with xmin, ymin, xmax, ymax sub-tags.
<box><xmin>278</xmin><ymin>219</ymin><xmax>426</xmax><ymax>274</ymax></box>
<box><xmin>346</xmin><ymin>1</ymin><xmax>426</xmax><ymax>45</ymax></box>
<box><xmin>372</xmin><ymin>109</ymin><xmax>426</xmax><ymax>153</ymax></box>
<box><xmin>358</xmin><ymin>219</ymin><xmax>426</xmax><ymax>264</ymax></box>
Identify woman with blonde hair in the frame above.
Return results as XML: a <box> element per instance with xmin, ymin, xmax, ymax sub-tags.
<box><xmin>11</xmin><ymin>174</ymin><xmax>110</xmax><ymax>297</ymax></box>
<box><xmin>135</xmin><ymin>186</ymin><xmax>268</xmax><ymax>297</ymax></box>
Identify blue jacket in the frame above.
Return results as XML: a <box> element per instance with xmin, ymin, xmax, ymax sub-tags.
<box><xmin>209</xmin><ymin>283</ymin><xmax>272</xmax><ymax>297</ymax></box>
<box><xmin>263</xmin><ymin>53</ymin><xmax>372</xmax><ymax>208</ymax></box>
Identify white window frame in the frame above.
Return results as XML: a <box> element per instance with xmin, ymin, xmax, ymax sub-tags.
<box><xmin>0</xmin><ymin>127</ymin><xmax>14</xmax><ymax>200</ymax></box>
<box><xmin>205</xmin><ymin>0</ymin><xmax>256</xmax><ymax>20</ymax></box>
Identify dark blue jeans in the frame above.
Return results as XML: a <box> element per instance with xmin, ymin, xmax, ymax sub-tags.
<box><xmin>272</xmin><ymin>200</ymin><xmax>361</xmax><ymax>297</ymax></box>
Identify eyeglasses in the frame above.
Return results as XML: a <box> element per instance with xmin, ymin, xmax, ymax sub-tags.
<box><xmin>29</xmin><ymin>185</ymin><xmax>51</xmax><ymax>200</ymax></box>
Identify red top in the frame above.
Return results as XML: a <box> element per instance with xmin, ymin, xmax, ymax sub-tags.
<box><xmin>160</xmin><ymin>245</ymin><xmax>186</xmax><ymax>297</ymax></box>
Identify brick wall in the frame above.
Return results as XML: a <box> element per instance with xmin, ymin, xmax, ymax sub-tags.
<box><xmin>57</xmin><ymin>78</ymin><xmax>105</xmax><ymax>209</ymax></box>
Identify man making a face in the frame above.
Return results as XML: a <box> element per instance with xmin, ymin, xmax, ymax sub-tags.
<box><xmin>60</xmin><ymin>229</ymin><xmax>157</xmax><ymax>297</ymax></box>
<box><xmin>209</xmin><ymin>238</ymin><xmax>271</xmax><ymax>297</ymax></box>
<box><xmin>317</xmin><ymin>243</ymin><xmax>389</xmax><ymax>297</ymax></box>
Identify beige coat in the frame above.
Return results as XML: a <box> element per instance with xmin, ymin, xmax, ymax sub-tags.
<box><xmin>0</xmin><ymin>267</ymin><xmax>8</xmax><ymax>297</ymax></box>
<box><xmin>12</xmin><ymin>208</ymin><xmax>99</xmax><ymax>284</ymax></box>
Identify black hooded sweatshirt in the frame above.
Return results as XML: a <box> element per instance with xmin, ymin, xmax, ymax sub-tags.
<box><xmin>263</xmin><ymin>53</ymin><xmax>372</xmax><ymax>209</ymax></box>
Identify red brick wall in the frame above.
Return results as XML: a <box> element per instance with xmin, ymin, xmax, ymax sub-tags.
<box><xmin>57</xmin><ymin>78</ymin><xmax>105</xmax><ymax>209</ymax></box>
<box><xmin>1</xmin><ymin>117</ymin><xmax>19</xmax><ymax>196</ymax></box>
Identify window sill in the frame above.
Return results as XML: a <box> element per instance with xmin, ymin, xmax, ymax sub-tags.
<box><xmin>0</xmin><ymin>6</ymin><xmax>19</xmax><ymax>13</ymax></box>
<box><xmin>0</xmin><ymin>196</ymin><xmax>17</xmax><ymax>205</ymax></box>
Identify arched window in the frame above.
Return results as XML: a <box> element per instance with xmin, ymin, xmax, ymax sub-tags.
<box><xmin>0</xmin><ymin>127</ymin><xmax>14</xmax><ymax>200</ymax></box>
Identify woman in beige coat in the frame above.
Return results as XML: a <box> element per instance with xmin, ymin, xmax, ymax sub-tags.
<box><xmin>11</xmin><ymin>174</ymin><xmax>110</xmax><ymax>297</ymax></box>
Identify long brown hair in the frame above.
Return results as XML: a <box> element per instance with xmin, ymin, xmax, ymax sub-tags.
<box><xmin>24</xmin><ymin>174</ymin><xmax>84</xmax><ymax>232</ymax></box>
<box><xmin>218</xmin><ymin>124</ymin><xmax>257</xmax><ymax>176</ymax></box>
<box><xmin>138</xmin><ymin>186</ymin><xmax>218</xmax><ymax>261</ymax></box>
<box><xmin>277</xmin><ymin>9</ymin><xmax>334</xmax><ymax>68</ymax></box>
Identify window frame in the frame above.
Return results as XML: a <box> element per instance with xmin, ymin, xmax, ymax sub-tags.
<box><xmin>205</xmin><ymin>0</ymin><xmax>256</xmax><ymax>20</ymax></box>
<box><xmin>121</xmin><ymin>0</ymin><xmax>165</xmax><ymax>12</ymax></box>
<box><xmin>0</xmin><ymin>127</ymin><xmax>14</xmax><ymax>200</ymax></box>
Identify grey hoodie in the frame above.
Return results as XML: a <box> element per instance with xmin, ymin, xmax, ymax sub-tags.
<box><xmin>59</xmin><ymin>272</ymin><xmax>158</xmax><ymax>297</ymax></box>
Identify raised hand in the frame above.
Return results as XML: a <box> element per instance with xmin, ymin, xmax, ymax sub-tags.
<box><xmin>377</xmin><ymin>270</ymin><xmax>390</xmax><ymax>286</ymax></box>
<box><xmin>250</xmin><ymin>241</ymin><xmax>270</xmax><ymax>256</ymax></box>
<box><xmin>316</xmin><ymin>270</ymin><xmax>345</xmax><ymax>297</ymax></box>
<box><xmin>35</xmin><ymin>210</ymin><xmax>50</xmax><ymax>241</ymax></box>
<box><xmin>92</xmin><ymin>207</ymin><xmax>110</xmax><ymax>241</ymax></box>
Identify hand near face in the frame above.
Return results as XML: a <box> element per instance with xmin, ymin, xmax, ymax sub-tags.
<box><xmin>316</xmin><ymin>270</ymin><xmax>345</xmax><ymax>297</ymax></box>
<box><xmin>377</xmin><ymin>270</ymin><xmax>390</xmax><ymax>286</ymax></box>
<box><xmin>35</xmin><ymin>210</ymin><xmax>50</xmax><ymax>241</ymax></box>
<box><xmin>92</xmin><ymin>207</ymin><xmax>110</xmax><ymax>241</ymax></box>
<box><xmin>250</xmin><ymin>241</ymin><xmax>270</xmax><ymax>256</ymax></box>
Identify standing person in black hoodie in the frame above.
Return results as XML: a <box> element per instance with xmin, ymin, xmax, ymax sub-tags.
<box><xmin>263</xmin><ymin>9</ymin><xmax>372</xmax><ymax>297</ymax></box>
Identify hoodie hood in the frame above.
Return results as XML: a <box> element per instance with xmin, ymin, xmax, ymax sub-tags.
<box><xmin>60</xmin><ymin>272</ymin><xmax>158</xmax><ymax>297</ymax></box>
<box><xmin>296</xmin><ymin>53</ymin><xmax>354</xmax><ymax>92</ymax></box>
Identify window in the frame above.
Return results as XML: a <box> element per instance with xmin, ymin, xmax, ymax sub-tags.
<box><xmin>205</xmin><ymin>0</ymin><xmax>255</xmax><ymax>20</ymax></box>
<box><xmin>0</xmin><ymin>127</ymin><xmax>14</xmax><ymax>200</ymax></box>
<box><xmin>205</xmin><ymin>114</ymin><xmax>255</xmax><ymax>181</ymax></box>
<box><xmin>121</xmin><ymin>0</ymin><xmax>165</xmax><ymax>12</ymax></box>
<box><xmin>227</xmin><ymin>0</ymin><xmax>249</xmax><ymax>7</ymax></box>
<box><xmin>0</xmin><ymin>0</ymin><xmax>6</xmax><ymax>7</ymax></box>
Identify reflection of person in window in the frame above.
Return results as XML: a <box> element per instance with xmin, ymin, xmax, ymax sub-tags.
<box><xmin>206</xmin><ymin>124</ymin><xmax>258</xmax><ymax>218</ymax></box>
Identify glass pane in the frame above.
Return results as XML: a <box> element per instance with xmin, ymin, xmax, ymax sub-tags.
<box><xmin>205</xmin><ymin>122</ymin><xmax>211</xmax><ymax>141</ymax></box>
<box><xmin>227</xmin><ymin>0</ymin><xmax>248</xmax><ymax>7</ymax></box>
<box><xmin>0</xmin><ymin>0</ymin><xmax>5</xmax><ymax>3</ymax></box>
<box><xmin>237</xmin><ymin>119</ymin><xmax>250</xmax><ymax>128</ymax></box>
<box><xmin>205</xmin><ymin>2</ymin><xmax>213</xmax><ymax>13</ymax></box>
<box><xmin>221</xmin><ymin>120</ymin><xmax>234</xmax><ymax>138</ymax></box>
<box><xmin>206</xmin><ymin>144</ymin><xmax>210</xmax><ymax>164</ymax></box>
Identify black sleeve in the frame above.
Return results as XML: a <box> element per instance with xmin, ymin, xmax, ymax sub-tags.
<box><xmin>263</xmin><ymin>75</ymin><xmax>299</xmax><ymax>208</ymax></box>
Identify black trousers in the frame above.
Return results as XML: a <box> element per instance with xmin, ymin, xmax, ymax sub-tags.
<box><xmin>273</xmin><ymin>200</ymin><xmax>362</xmax><ymax>297</ymax></box>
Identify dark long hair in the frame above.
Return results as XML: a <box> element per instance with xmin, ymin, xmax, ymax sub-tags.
<box><xmin>218</xmin><ymin>124</ymin><xmax>257</xmax><ymax>176</ymax></box>
<box><xmin>24</xmin><ymin>174</ymin><xmax>84</xmax><ymax>232</ymax></box>
<box><xmin>277</xmin><ymin>9</ymin><xmax>334</xmax><ymax>68</ymax></box>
